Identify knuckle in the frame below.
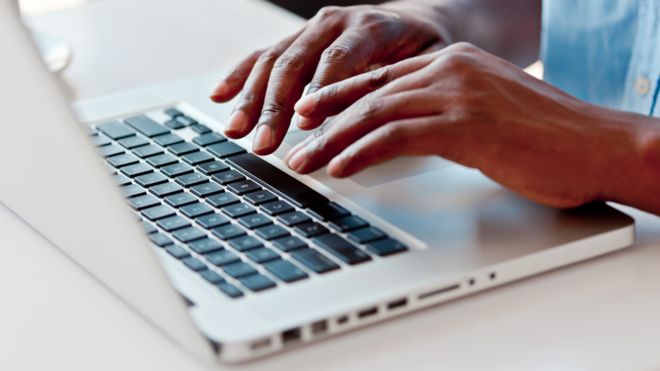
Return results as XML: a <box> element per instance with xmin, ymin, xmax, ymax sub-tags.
<box><xmin>364</xmin><ymin>67</ymin><xmax>390</xmax><ymax>89</ymax></box>
<box><xmin>238</xmin><ymin>91</ymin><xmax>259</xmax><ymax>107</ymax></box>
<box><xmin>439</xmin><ymin>52</ymin><xmax>475</xmax><ymax>74</ymax></box>
<box><xmin>260</xmin><ymin>101</ymin><xmax>288</xmax><ymax>117</ymax></box>
<box><xmin>381</xmin><ymin>124</ymin><xmax>406</xmax><ymax>145</ymax></box>
<box><xmin>321</xmin><ymin>45</ymin><xmax>352</xmax><ymax>64</ymax></box>
<box><xmin>273</xmin><ymin>50</ymin><xmax>306</xmax><ymax>72</ymax></box>
<box><xmin>357</xmin><ymin>98</ymin><xmax>381</xmax><ymax>121</ymax></box>
<box><xmin>316</xmin><ymin>6</ymin><xmax>343</xmax><ymax>19</ymax></box>
<box><xmin>446</xmin><ymin>41</ymin><xmax>478</xmax><ymax>54</ymax></box>
<box><xmin>257</xmin><ymin>50</ymin><xmax>280</xmax><ymax>65</ymax></box>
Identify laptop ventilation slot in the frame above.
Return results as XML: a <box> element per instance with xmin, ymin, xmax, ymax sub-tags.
<box><xmin>418</xmin><ymin>283</ymin><xmax>461</xmax><ymax>300</ymax></box>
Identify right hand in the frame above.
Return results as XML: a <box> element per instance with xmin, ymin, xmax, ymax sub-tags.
<box><xmin>209</xmin><ymin>3</ymin><xmax>450</xmax><ymax>155</ymax></box>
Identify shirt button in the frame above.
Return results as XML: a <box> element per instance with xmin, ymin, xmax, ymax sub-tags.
<box><xmin>635</xmin><ymin>76</ymin><xmax>650</xmax><ymax>95</ymax></box>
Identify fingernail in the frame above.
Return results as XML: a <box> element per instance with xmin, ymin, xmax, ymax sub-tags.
<box><xmin>224</xmin><ymin>110</ymin><xmax>247</xmax><ymax>137</ymax></box>
<box><xmin>287</xmin><ymin>148</ymin><xmax>307</xmax><ymax>172</ymax></box>
<box><xmin>253</xmin><ymin>125</ymin><xmax>274</xmax><ymax>153</ymax></box>
<box><xmin>294</xmin><ymin>94</ymin><xmax>318</xmax><ymax>116</ymax></box>
<box><xmin>210</xmin><ymin>81</ymin><xmax>230</xmax><ymax>102</ymax></box>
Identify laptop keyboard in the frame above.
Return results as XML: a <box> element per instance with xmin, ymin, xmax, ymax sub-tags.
<box><xmin>90</xmin><ymin>107</ymin><xmax>408</xmax><ymax>299</ymax></box>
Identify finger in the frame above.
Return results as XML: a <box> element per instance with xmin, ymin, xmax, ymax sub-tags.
<box><xmin>252</xmin><ymin>21</ymin><xmax>344</xmax><ymax>155</ymax></box>
<box><xmin>223</xmin><ymin>32</ymin><xmax>301</xmax><ymax>138</ymax></box>
<box><xmin>287</xmin><ymin>88</ymin><xmax>442</xmax><ymax>174</ymax></box>
<box><xmin>210</xmin><ymin>50</ymin><xmax>262</xmax><ymax>103</ymax></box>
<box><xmin>294</xmin><ymin>53</ymin><xmax>435</xmax><ymax>119</ymax></box>
<box><xmin>327</xmin><ymin>115</ymin><xmax>443</xmax><ymax>177</ymax></box>
<box><xmin>297</xmin><ymin>32</ymin><xmax>376</xmax><ymax>130</ymax></box>
<box><xmin>282</xmin><ymin>122</ymin><xmax>328</xmax><ymax>164</ymax></box>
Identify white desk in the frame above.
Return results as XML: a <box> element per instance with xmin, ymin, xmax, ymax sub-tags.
<box><xmin>4</xmin><ymin>1</ymin><xmax>660</xmax><ymax>370</ymax></box>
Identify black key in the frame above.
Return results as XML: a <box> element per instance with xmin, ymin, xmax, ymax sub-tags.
<box><xmin>142</xmin><ymin>204</ymin><xmax>176</xmax><ymax>221</ymax></box>
<box><xmin>238</xmin><ymin>213</ymin><xmax>272</xmax><ymax>229</ymax></box>
<box><xmin>114</xmin><ymin>173</ymin><xmax>131</xmax><ymax>186</ymax></box>
<box><xmin>175</xmin><ymin>172</ymin><xmax>208</xmax><ymax>187</ymax></box>
<box><xmin>244</xmin><ymin>190</ymin><xmax>277</xmax><ymax>205</ymax></box>
<box><xmin>180</xmin><ymin>202</ymin><xmax>214</xmax><ymax>218</ymax></box>
<box><xmin>175</xmin><ymin>115</ymin><xmax>197</xmax><ymax>126</ymax></box>
<box><xmin>308</xmin><ymin>202</ymin><xmax>350</xmax><ymax>221</ymax></box>
<box><xmin>212</xmin><ymin>224</ymin><xmax>246</xmax><ymax>240</ymax></box>
<box><xmin>217</xmin><ymin>282</ymin><xmax>243</xmax><ymax>298</ymax></box>
<box><xmin>212</xmin><ymin>170</ymin><xmax>245</xmax><ymax>185</ymax></box>
<box><xmin>313</xmin><ymin>234</ymin><xmax>371</xmax><ymax>265</ymax></box>
<box><xmin>197</xmin><ymin>161</ymin><xmax>229</xmax><ymax>175</ymax></box>
<box><xmin>222</xmin><ymin>202</ymin><xmax>256</xmax><ymax>218</ymax></box>
<box><xmin>182</xmin><ymin>151</ymin><xmax>214</xmax><ymax>166</ymax></box>
<box><xmin>120</xmin><ymin>163</ymin><xmax>152</xmax><ymax>178</ymax></box>
<box><xmin>189</xmin><ymin>238</ymin><xmax>223</xmax><ymax>254</ymax></box>
<box><xmin>228</xmin><ymin>235</ymin><xmax>263</xmax><ymax>251</ymax></box>
<box><xmin>146</xmin><ymin>153</ymin><xmax>178</xmax><ymax>168</ymax></box>
<box><xmin>240</xmin><ymin>274</ymin><xmax>276</xmax><ymax>292</ymax></box>
<box><xmin>223</xmin><ymin>262</ymin><xmax>257</xmax><ymax>278</ymax></box>
<box><xmin>133</xmin><ymin>144</ymin><xmax>164</xmax><ymax>158</ymax></box>
<box><xmin>141</xmin><ymin>221</ymin><xmax>158</xmax><ymax>234</ymax></box>
<box><xmin>165</xmin><ymin>244</ymin><xmax>190</xmax><ymax>259</ymax></box>
<box><xmin>200</xmin><ymin>270</ymin><xmax>225</xmax><ymax>284</ymax></box>
<box><xmin>261</xmin><ymin>200</ymin><xmax>294</xmax><ymax>216</ymax></box>
<box><xmin>278</xmin><ymin>211</ymin><xmax>311</xmax><ymax>227</ymax></box>
<box><xmin>191</xmin><ymin>182</ymin><xmax>223</xmax><ymax>197</ymax></box>
<box><xmin>193</xmin><ymin>133</ymin><xmax>226</xmax><ymax>147</ymax></box>
<box><xmin>207</xmin><ymin>141</ymin><xmax>246</xmax><ymax>158</ymax></box>
<box><xmin>207</xmin><ymin>192</ymin><xmax>239</xmax><ymax>208</ymax></box>
<box><xmin>107</xmin><ymin>153</ymin><xmax>139</xmax><ymax>168</ymax></box>
<box><xmin>347</xmin><ymin>227</ymin><xmax>386</xmax><ymax>244</ymax></box>
<box><xmin>149</xmin><ymin>232</ymin><xmax>173</xmax><ymax>247</ymax></box>
<box><xmin>168</xmin><ymin>142</ymin><xmax>198</xmax><ymax>156</ymax></box>
<box><xmin>125</xmin><ymin>115</ymin><xmax>170</xmax><ymax>137</ymax></box>
<box><xmin>246</xmin><ymin>247</ymin><xmax>280</xmax><ymax>264</ymax></box>
<box><xmin>329</xmin><ymin>215</ymin><xmax>369</xmax><ymax>232</ymax></box>
<box><xmin>92</xmin><ymin>134</ymin><xmax>112</xmax><ymax>147</ymax></box>
<box><xmin>366</xmin><ymin>238</ymin><xmax>408</xmax><ymax>256</ymax></box>
<box><xmin>164</xmin><ymin>108</ymin><xmax>183</xmax><ymax>118</ymax></box>
<box><xmin>157</xmin><ymin>215</ymin><xmax>190</xmax><ymax>232</ymax></box>
<box><xmin>153</xmin><ymin>133</ymin><xmax>184</xmax><ymax>147</ymax></box>
<box><xmin>291</xmin><ymin>248</ymin><xmax>340</xmax><ymax>274</ymax></box>
<box><xmin>135</xmin><ymin>172</ymin><xmax>168</xmax><ymax>187</ymax></box>
<box><xmin>182</xmin><ymin>257</ymin><xmax>208</xmax><ymax>272</ymax></box>
<box><xmin>164</xmin><ymin>192</ymin><xmax>197</xmax><ymax>208</ymax></box>
<box><xmin>164</xmin><ymin>119</ymin><xmax>185</xmax><ymax>130</ymax></box>
<box><xmin>272</xmin><ymin>236</ymin><xmax>307</xmax><ymax>252</ymax></box>
<box><xmin>99</xmin><ymin>144</ymin><xmax>124</xmax><ymax>157</ymax></box>
<box><xmin>172</xmin><ymin>226</ymin><xmax>207</xmax><ymax>243</ymax></box>
<box><xmin>97</xmin><ymin>121</ymin><xmax>135</xmax><ymax>139</ymax></box>
<box><xmin>128</xmin><ymin>194</ymin><xmax>160</xmax><ymax>210</ymax></box>
<box><xmin>225</xmin><ymin>153</ymin><xmax>328</xmax><ymax>208</ymax></box>
<box><xmin>149</xmin><ymin>182</ymin><xmax>183</xmax><ymax>198</ymax></box>
<box><xmin>196</xmin><ymin>213</ymin><xmax>230</xmax><ymax>229</ymax></box>
<box><xmin>255</xmin><ymin>224</ymin><xmax>289</xmax><ymax>240</ymax></box>
<box><xmin>161</xmin><ymin>163</ymin><xmax>193</xmax><ymax>178</ymax></box>
<box><xmin>117</xmin><ymin>135</ymin><xmax>149</xmax><ymax>149</ymax></box>
<box><xmin>294</xmin><ymin>222</ymin><xmax>329</xmax><ymax>238</ymax></box>
<box><xmin>121</xmin><ymin>183</ymin><xmax>146</xmax><ymax>198</ymax></box>
<box><xmin>264</xmin><ymin>260</ymin><xmax>308</xmax><ymax>283</ymax></box>
<box><xmin>227</xmin><ymin>180</ymin><xmax>261</xmax><ymax>195</ymax></box>
<box><xmin>190</xmin><ymin>123</ymin><xmax>211</xmax><ymax>134</ymax></box>
<box><xmin>206</xmin><ymin>250</ymin><xmax>240</xmax><ymax>266</ymax></box>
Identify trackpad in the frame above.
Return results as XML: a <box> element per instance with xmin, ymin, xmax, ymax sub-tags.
<box><xmin>279</xmin><ymin>130</ymin><xmax>454</xmax><ymax>187</ymax></box>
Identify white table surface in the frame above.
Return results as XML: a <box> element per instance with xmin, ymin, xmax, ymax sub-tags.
<box><xmin>4</xmin><ymin>1</ymin><xmax>660</xmax><ymax>370</ymax></box>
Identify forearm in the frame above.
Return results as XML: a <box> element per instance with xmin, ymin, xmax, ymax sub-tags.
<box><xmin>383</xmin><ymin>0</ymin><xmax>542</xmax><ymax>67</ymax></box>
<box><xmin>582</xmin><ymin>106</ymin><xmax>660</xmax><ymax>215</ymax></box>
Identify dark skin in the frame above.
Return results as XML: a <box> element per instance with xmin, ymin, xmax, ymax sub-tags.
<box><xmin>211</xmin><ymin>0</ymin><xmax>660</xmax><ymax>215</ymax></box>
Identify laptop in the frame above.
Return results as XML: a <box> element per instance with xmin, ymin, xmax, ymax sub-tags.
<box><xmin>0</xmin><ymin>1</ymin><xmax>635</xmax><ymax>363</ymax></box>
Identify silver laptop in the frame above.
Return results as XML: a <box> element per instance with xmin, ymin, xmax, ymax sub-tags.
<box><xmin>0</xmin><ymin>2</ymin><xmax>635</xmax><ymax>363</ymax></box>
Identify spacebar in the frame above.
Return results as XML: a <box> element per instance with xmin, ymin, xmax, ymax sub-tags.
<box><xmin>225</xmin><ymin>153</ymin><xmax>328</xmax><ymax>208</ymax></box>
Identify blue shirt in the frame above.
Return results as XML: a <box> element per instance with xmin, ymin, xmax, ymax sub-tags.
<box><xmin>542</xmin><ymin>0</ymin><xmax>660</xmax><ymax>117</ymax></box>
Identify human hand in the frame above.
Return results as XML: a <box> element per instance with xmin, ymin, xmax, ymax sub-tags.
<box><xmin>210</xmin><ymin>3</ymin><xmax>449</xmax><ymax>155</ymax></box>
<box><xmin>287</xmin><ymin>43</ymin><xmax>644</xmax><ymax>209</ymax></box>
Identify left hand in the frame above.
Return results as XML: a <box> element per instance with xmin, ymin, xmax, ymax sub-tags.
<box><xmin>285</xmin><ymin>43</ymin><xmax>638</xmax><ymax>209</ymax></box>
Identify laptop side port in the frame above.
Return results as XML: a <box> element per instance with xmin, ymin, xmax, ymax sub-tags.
<box><xmin>357</xmin><ymin>306</ymin><xmax>379</xmax><ymax>319</ymax></box>
<box><xmin>386</xmin><ymin>298</ymin><xmax>408</xmax><ymax>311</ymax></box>
<box><xmin>311</xmin><ymin>320</ymin><xmax>328</xmax><ymax>336</ymax></box>
<box><xmin>250</xmin><ymin>337</ymin><xmax>272</xmax><ymax>351</ymax></box>
<box><xmin>281</xmin><ymin>328</ymin><xmax>302</xmax><ymax>345</ymax></box>
<box><xmin>418</xmin><ymin>283</ymin><xmax>461</xmax><ymax>300</ymax></box>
